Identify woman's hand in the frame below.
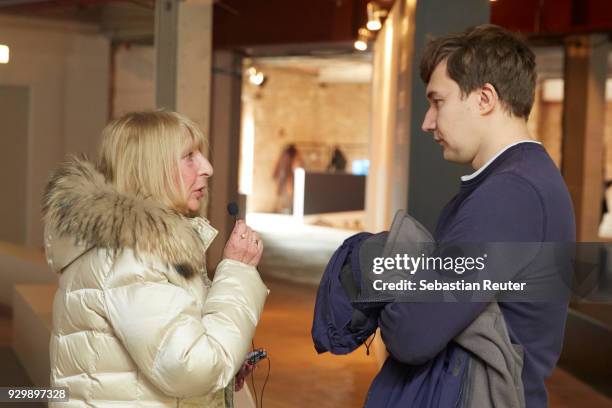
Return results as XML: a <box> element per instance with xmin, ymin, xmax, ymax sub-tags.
<box><xmin>223</xmin><ymin>220</ymin><xmax>264</xmax><ymax>267</ymax></box>
<box><xmin>234</xmin><ymin>361</ymin><xmax>255</xmax><ymax>392</ymax></box>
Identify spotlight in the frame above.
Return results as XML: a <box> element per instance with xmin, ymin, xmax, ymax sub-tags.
<box><xmin>247</xmin><ymin>66</ymin><xmax>266</xmax><ymax>86</ymax></box>
<box><xmin>366</xmin><ymin>2</ymin><xmax>383</xmax><ymax>31</ymax></box>
<box><xmin>354</xmin><ymin>40</ymin><xmax>368</xmax><ymax>51</ymax></box>
<box><xmin>367</xmin><ymin>19</ymin><xmax>382</xmax><ymax>31</ymax></box>
<box><xmin>0</xmin><ymin>45</ymin><xmax>9</xmax><ymax>64</ymax></box>
<box><xmin>354</xmin><ymin>28</ymin><xmax>371</xmax><ymax>51</ymax></box>
<box><xmin>366</xmin><ymin>2</ymin><xmax>388</xmax><ymax>32</ymax></box>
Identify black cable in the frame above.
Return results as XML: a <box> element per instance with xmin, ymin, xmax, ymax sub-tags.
<box><xmin>250</xmin><ymin>369</ymin><xmax>258</xmax><ymax>408</ymax></box>
<box><xmin>250</xmin><ymin>341</ymin><xmax>258</xmax><ymax>407</ymax></box>
<box><xmin>260</xmin><ymin>356</ymin><xmax>271</xmax><ymax>408</ymax></box>
<box><xmin>364</xmin><ymin>331</ymin><xmax>376</xmax><ymax>356</ymax></box>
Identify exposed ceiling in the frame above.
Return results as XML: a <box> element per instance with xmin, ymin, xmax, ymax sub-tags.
<box><xmin>491</xmin><ymin>0</ymin><xmax>612</xmax><ymax>37</ymax></box>
<box><xmin>0</xmin><ymin>0</ymin><xmax>152</xmax><ymax>22</ymax></box>
<box><xmin>0</xmin><ymin>0</ymin><xmax>393</xmax><ymax>46</ymax></box>
<box><xmin>0</xmin><ymin>0</ymin><xmax>154</xmax><ymax>42</ymax></box>
<box><xmin>1</xmin><ymin>0</ymin><xmax>611</xmax><ymax>56</ymax></box>
<box><xmin>2</xmin><ymin>1</ymin><xmax>611</xmax><ymax>86</ymax></box>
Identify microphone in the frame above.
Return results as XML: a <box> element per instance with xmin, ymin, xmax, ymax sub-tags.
<box><xmin>227</xmin><ymin>202</ymin><xmax>239</xmax><ymax>221</ymax></box>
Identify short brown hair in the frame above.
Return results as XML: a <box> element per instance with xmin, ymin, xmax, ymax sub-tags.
<box><xmin>420</xmin><ymin>24</ymin><xmax>536</xmax><ymax>119</ymax></box>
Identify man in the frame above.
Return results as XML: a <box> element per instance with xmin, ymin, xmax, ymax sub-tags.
<box><xmin>371</xmin><ymin>25</ymin><xmax>575</xmax><ymax>407</ymax></box>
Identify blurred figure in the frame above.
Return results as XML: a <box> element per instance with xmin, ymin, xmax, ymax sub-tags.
<box><xmin>327</xmin><ymin>146</ymin><xmax>347</xmax><ymax>173</ymax></box>
<box><xmin>598</xmin><ymin>180</ymin><xmax>612</xmax><ymax>237</ymax></box>
<box><xmin>43</xmin><ymin>111</ymin><xmax>267</xmax><ymax>407</ymax></box>
<box><xmin>272</xmin><ymin>143</ymin><xmax>303</xmax><ymax>213</ymax></box>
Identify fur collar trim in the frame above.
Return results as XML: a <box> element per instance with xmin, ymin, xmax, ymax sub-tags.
<box><xmin>42</xmin><ymin>157</ymin><xmax>215</xmax><ymax>278</ymax></box>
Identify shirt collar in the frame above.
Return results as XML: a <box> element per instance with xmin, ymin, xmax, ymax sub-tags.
<box><xmin>460</xmin><ymin>140</ymin><xmax>542</xmax><ymax>182</ymax></box>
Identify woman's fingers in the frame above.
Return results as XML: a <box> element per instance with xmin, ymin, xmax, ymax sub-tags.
<box><xmin>243</xmin><ymin>227</ymin><xmax>254</xmax><ymax>263</ymax></box>
<box><xmin>237</xmin><ymin>226</ymin><xmax>253</xmax><ymax>263</ymax></box>
<box><xmin>223</xmin><ymin>221</ymin><xmax>247</xmax><ymax>261</ymax></box>
<box><xmin>222</xmin><ymin>221</ymin><xmax>263</xmax><ymax>266</ymax></box>
<box><xmin>232</xmin><ymin>220</ymin><xmax>247</xmax><ymax>239</ymax></box>
<box><xmin>254</xmin><ymin>237</ymin><xmax>264</xmax><ymax>265</ymax></box>
<box><xmin>246</xmin><ymin>232</ymin><xmax>263</xmax><ymax>266</ymax></box>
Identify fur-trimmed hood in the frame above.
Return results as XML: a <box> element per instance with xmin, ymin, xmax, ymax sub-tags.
<box><xmin>42</xmin><ymin>156</ymin><xmax>217</xmax><ymax>278</ymax></box>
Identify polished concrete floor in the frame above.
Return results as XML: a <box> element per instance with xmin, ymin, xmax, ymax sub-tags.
<box><xmin>0</xmin><ymin>307</ymin><xmax>43</xmax><ymax>408</ymax></box>
<box><xmin>247</xmin><ymin>213</ymin><xmax>355</xmax><ymax>285</ymax></box>
<box><xmin>249</xmin><ymin>277</ymin><xmax>378</xmax><ymax>408</ymax></box>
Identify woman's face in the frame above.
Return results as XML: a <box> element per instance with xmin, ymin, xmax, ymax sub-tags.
<box><xmin>179</xmin><ymin>143</ymin><xmax>213</xmax><ymax>213</ymax></box>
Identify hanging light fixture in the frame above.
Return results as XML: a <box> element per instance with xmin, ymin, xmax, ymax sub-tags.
<box><xmin>355</xmin><ymin>2</ymin><xmax>389</xmax><ymax>50</ymax></box>
<box><xmin>366</xmin><ymin>2</ymin><xmax>384</xmax><ymax>31</ymax></box>
<box><xmin>354</xmin><ymin>28</ymin><xmax>371</xmax><ymax>51</ymax></box>
<box><xmin>0</xmin><ymin>45</ymin><xmax>9</xmax><ymax>64</ymax></box>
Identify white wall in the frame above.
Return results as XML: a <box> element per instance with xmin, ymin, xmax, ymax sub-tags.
<box><xmin>0</xmin><ymin>15</ymin><xmax>110</xmax><ymax>248</ymax></box>
<box><xmin>113</xmin><ymin>44</ymin><xmax>155</xmax><ymax>117</ymax></box>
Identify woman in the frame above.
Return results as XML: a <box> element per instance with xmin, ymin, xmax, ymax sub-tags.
<box><xmin>42</xmin><ymin>111</ymin><xmax>268</xmax><ymax>407</ymax></box>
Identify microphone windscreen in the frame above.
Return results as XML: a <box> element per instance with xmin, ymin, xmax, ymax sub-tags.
<box><xmin>227</xmin><ymin>202</ymin><xmax>239</xmax><ymax>217</ymax></box>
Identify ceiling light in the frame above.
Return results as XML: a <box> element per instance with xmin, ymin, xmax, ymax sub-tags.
<box><xmin>354</xmin><ymin>40</ymin><xmax>368</xmax><ymax>51</ymax></box>
<box><xmin>0</xmin><ymin>45</ymin><xmax>9</xmax><ymax>64</ymax></box>
<box><xmin>366</xmin><ymin>2</ymin><xmax>387</xmax><ymax>32</ymax></box>
<box><xmin>354</xmin><ymin>28</ymin><xmax>371</xmax><ymax>51</ymax></box>
<box><xmin>251</xmin><ymin>72</ymin><xmax>265</xmax><ymax>86</ymax></box>
<box><xmin>367</xmin><ymin>19</ymin><xmax>382</xmax><ymax>31</ymax></box>
<box><xmin>247</xmin><ymin>66</ymin><xmax>266</xmax><ymax>86</ymax></box>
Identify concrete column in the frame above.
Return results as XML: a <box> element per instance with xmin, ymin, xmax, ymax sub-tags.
<box><xmin>561</xmin><ymin>35</ymin><xmax>609</xmax><ymax>242</ymax></box>
<box><xmin>366</xmin><ymin>0</ymin><xmax>488</xmax><ymax>232</ymax></box>
<box><xmin>405</xmin><ymin>0</ymin><xmax>489</xmax><ymax>232</ymax></box>
<box><xmin>206</xmin><ymin>51</ymin><xmax>244</xmax><ymax>269</ymax></box>
<box><xmin>155</xmin><ymin>0</ymin><xmax>213</xmax><ymax>134</ymax></box>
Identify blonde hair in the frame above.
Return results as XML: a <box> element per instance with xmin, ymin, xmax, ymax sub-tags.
<box><xmin>98</xmin><ymin>110</ymin><xmax>207</xmax><ymax>214</ymax></box>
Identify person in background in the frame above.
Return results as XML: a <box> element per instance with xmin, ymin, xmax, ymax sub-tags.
<box><xmin>43</xmin><ymin>110</ymin><xmax>268</xmax><ymax>407</ymax></box>
<box><xmin>597</xmin><ymin>180</ymin><xmax>612</xmax><ymax>237</ymax></box>
<box><xmin>272</xmin><ymin>143</ymin><xmax>303</xmax><ymax>213</ymax></box>
<box><xmin>327</xmin><ymin>146</ymin><xmax>347</xmax><ymax>173</ymax></box>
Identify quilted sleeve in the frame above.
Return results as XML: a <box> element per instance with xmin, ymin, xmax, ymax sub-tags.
<box><xmin>103</xmin><ymin>252</ymin><xmax>268</xmax><ymax>398</ymax></box>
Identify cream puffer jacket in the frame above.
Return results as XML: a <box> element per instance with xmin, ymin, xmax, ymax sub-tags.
<box><xmin>42</xmin><ymin>158</ymin><xmax>268</xmax><ymax>407</ymax></box>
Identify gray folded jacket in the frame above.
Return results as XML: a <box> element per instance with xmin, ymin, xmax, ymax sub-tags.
<box><xmin>456</xmin><ymin>301</ymin><xmax>525</xmax><ymax>408</ymax></box>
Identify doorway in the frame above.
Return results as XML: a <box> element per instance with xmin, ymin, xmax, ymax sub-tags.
<box><xmin>238</xmin><ymin>54</ymin><xmax>373</xmax><ymax>283</ymax></box>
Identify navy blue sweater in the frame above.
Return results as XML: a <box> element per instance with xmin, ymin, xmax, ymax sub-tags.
<box><xmin>378</xmin><ymin>142</ymin><xmax>575</xmax><ymax>407</ymax></box>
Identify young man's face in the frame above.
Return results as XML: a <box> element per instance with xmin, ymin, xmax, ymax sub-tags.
<box><xmin>422</xmin><ymin>60</ymin><xmax>482</xmax><ymax>165</ymax></box>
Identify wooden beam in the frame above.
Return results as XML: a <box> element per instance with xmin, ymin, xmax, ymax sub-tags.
<box><xmin>561</xmin><ymin>34</ymin><xmax>609</xmax><ymax>241</ymax></box>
